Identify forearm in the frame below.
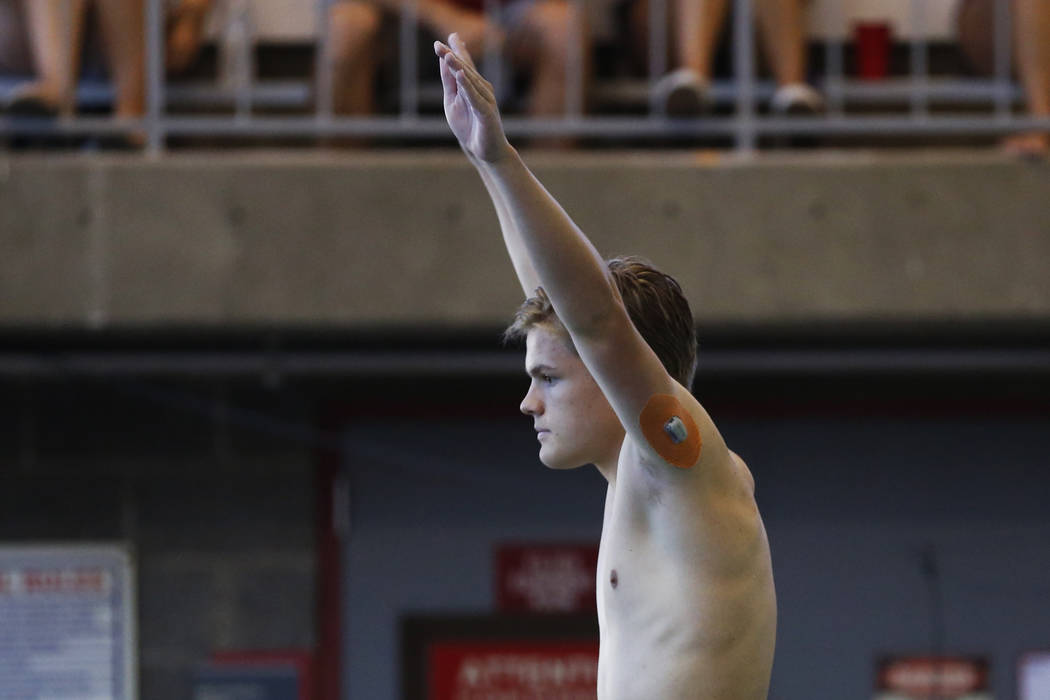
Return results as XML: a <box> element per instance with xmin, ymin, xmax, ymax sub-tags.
<box><xmin>479</xmin><ymin>149</ymin><xmax>619</xmax><ymax>335</ymax></box>
<box><xmin>469</xmin><ymin>150</ymin><xmax>540</xmax><ymax>297</ymax></box>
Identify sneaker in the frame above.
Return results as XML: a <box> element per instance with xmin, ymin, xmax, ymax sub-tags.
<box><xmin>770</xmin><ymin>83</ymin><xmax>824</xmax><ymax>116</ymax></box>
<box><xmin>652</xmin><ymin>68</ymin><xmax>711</xmax><ymax>117</ymax></box>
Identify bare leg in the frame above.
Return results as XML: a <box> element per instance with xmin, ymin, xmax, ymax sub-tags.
<box><xmin>508</xmin><ymin>0</ymin><xmax>587</xmax><ymax>148</ymax></box>
<box><xmin>95</xmin><ymin>0</ymin><xmax>146</xmax><ymax>120</ymax></box>
<box><xmin>329</xmin><ymin>1</ymin><xmax>382</xmax><ymax>116</ymax></box>
<box><xmin>1004</xmin><ymin>0</ymin><xmax>1050</xmax><ymax>156</ymax></box>
<box><xmin>416</xmin><ymin>1</ymin><xmax>503</xmax><ymax>57</ymax></box>
<box><xmin>753</xmin><ymin>0</ymin><xmax>805</xmax><ymax>86</ymax></box>
<box><xmin>16</xmin><ymin>0</ymin><xmax>87</xmax><ymax>113</ymax></box>
<box><xmin>674</xmin><ymin>0</ymin><xmax>728</xmax><ymax>79</ymax></box>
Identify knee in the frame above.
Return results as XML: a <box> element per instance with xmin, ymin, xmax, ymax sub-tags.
<box><xmin>529</xmin><ymin>1</ymin><xmax>583</xmax><ymax>64</ymax></box>
<box><xmin>329</xmin><ymin>1</ymin><xmax>382</xmax><ymax>63</ymax></box>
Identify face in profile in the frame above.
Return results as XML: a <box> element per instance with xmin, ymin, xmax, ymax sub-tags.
<box><xmin>520</xmin><ymin>325</ymin><xmax>624</xmax><ymax>470</ymax></box>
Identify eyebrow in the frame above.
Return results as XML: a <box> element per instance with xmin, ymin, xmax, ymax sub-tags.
<box><xmin>526</xmin><ymin>364</ymin><xmax>556</xmax><ymax>378</ymax></box>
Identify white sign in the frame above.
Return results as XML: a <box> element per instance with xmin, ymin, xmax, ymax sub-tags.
<box><xmin>0</xmin><ymin>544</ymin><xmax>137</xmax><ymax>700</ymax></box>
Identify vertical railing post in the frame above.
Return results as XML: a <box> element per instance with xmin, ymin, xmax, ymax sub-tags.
<box><xmin>824</xmin><ymin>0</ymin><xmax>844</xmax><ymax>116</ymax></box>
<box><xmin>908</xmin><ymin>0</ymin><xmax>929</xmax><ymax>119</ymax></box>
<box><xmin>399</xmin><ymin>0</ymin><xmax>419</xmax><ymax>119</ymax></box>
<box><xmin>238</xmin><ymin>0</ymin><xmax>254</xmax><ymax>119</ymax></box>
<box><xmin>58</xmin><ymin>0</ymin><xmax>75</xmax><ymax>116</ymax></box>
<box><xmin>315</xmin><ymin>0</ymin><xmax>335</xmax><ymax>127</ymax></box>
<box><xmin>992</xmin><ymin>0</ymin><xmax>1013</xmax><ymax>120</ymax></box>
<box><xmin>732</xmin><ymin>0</ymin><xmax>756</xmax><ymax>152</ymax></box>
<box><xmin>565</xmin><ymin>0</ymin><xmax>584</xmax><ymax>123</ymax></box>
<box><xmin>648</xmin><ymin>0</ymin><xmax>669</xmax><ymax>117</ymax></box>
<box><xmin>145</xmin><ymin>0</ymin><xmax>165</xmax><ymax>155</ymax></box>
<box><xmin>482</xmin><ymin>0</ymin><xmax>503</xmax><ymax>109</ymax></box>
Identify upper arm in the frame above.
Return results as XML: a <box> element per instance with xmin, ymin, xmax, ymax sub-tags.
<box><xmin>570</xmin><ymin>302</ymin><xmax>711</xmax><ymax>471</ymax></box>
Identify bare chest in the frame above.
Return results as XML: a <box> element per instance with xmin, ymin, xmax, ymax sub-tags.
<box><xmin>594</xmin><ymin>455</ymin><xmax>776</xmax><ymax>699</ymax></box>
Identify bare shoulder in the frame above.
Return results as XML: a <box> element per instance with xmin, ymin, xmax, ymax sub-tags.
<box><xmin>626</xmin><ymin>387</ymin><xmax>751</xmax><ymax>503</ymax></box>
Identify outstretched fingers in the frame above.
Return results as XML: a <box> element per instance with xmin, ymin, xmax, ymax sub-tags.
<box><xmin>438</xmin><ymin>51</ymin><xmax>458</xmax><ymax>100</ymax></box>
<box><xmin>444</xmin><ymin>50</ymin><xmax>495</xmax><ymax>107</ymax></box>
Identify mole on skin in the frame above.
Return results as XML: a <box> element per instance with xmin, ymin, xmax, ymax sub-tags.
<box><xmin>610</xmin><ymin>569</ymin><xmax>618</xmax><ymax>588</ymax></box>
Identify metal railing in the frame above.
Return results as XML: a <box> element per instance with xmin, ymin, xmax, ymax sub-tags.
<box><xmin>0</xmin><ymin>0</ymin><xmax>1046</xmax><ymax>154</ymax></box>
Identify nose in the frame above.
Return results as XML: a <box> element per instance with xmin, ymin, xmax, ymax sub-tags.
<box><xmin>520</xmin><ymin>382</ymin><xmax>542</xmax><ymax>416</ymax></box>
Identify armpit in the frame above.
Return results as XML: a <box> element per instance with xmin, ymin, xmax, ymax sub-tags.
<box><xmin>639</xmin><ymin>393</ymin><xmax>702</xmax><ymax>468</ymax></box>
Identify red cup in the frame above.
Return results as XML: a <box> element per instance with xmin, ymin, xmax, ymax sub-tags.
<box><xmin>854</xmin><ymin>21</ymin><xmax>891</xmax><ymax>80</ymax></box>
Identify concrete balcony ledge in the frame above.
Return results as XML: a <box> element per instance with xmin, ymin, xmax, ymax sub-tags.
<box><xmin>1</xmin><ymin>149</ymin><xmax>1048</xmax><ymax>330</ymax></box>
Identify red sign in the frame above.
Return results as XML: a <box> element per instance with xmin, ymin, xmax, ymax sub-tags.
<box><xmin>876</xmin><ymin>656</ymin><xmax>989</xmax><ymax>699</ymax></box>
<box><xmin>496</xmin><ymin>544</ymin><xmax>599</xmax><ymax>613</ymax></box>
<box><xmin>428</xmin><ymin>640</ymin><xmax>599</xmax><ymax>700</ymax></box>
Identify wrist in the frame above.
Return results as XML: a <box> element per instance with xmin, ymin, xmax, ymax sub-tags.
<box><xmin>476</xmin><ymin>140</ymin><xmax>518</xmax><ymax>171</ymax></box>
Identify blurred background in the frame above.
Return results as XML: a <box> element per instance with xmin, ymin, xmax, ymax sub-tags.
<box><xmin>0</xmin><ymin>0</ymin><xmax>1048</xmax><ymax>699</ymax></box>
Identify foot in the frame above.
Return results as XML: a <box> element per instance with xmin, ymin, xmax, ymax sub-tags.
<box><xmin>3</xmin><ymin>81</ymin><xmax>62</xmax><ymax>117</ymax></box>
<box><xmin>1001</xmin><ymin>131</ymin><xmax>1049</xmax><ymax>161</ymax></box>
<box><xmin>770</xmin><ymin>83</ymin><xmax>824</xmax><ymax>116</ymax></box>
<box><xmin>652</xmin><ymin>68</ymin><xmax>710</xmax><ymax>118</ymax></box>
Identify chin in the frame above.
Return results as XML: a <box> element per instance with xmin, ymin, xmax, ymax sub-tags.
<box><xmin>539</xmin><ymin>446</ymin><xmax>585</xmax><ymax>470</ymax></box>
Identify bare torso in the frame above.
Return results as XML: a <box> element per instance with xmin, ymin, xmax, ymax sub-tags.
<box><xmin>595</xmin><ymin>415</ymin><xmax>776</xmax><ymax>699</ymax></box>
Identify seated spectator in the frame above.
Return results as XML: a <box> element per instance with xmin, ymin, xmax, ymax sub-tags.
<box><xmin>1</xmin><ymin>0</ymin><xmax>211</xmax><ymax>142</ymax></box>
<box><xmin>957</xmin><ymin>0</ymin><xmax>1049</xmax><ymax>158</ymax></box>
<box><xmin>1</xmin><ymin>0</ymin><xmax>88</xmax><ymax>117</ymax></box>
<box><xmin>626</xmin><ymin>0</ymin><xmax>823</xmax><ymax>117</ymax></box>
<box><xmin>328</xmin><ymin>0</ymin><xmax>587</xmax><ymax>143</ymax></box>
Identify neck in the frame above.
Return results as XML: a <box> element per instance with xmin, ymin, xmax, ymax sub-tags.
<box><xmin>593</xmin><ymin>451</ymin><xmax>619</xmax><ymax>484</ymax></box>
<box><xmin>592</xmin><ymin>431</ymin><xmax>625</xmax><ymax>483</ymax></box>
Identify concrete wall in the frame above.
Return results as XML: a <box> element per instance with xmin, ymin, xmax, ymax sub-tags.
<box><xmin>2</xmin><ymin>151</ymin><xmax>1048</xmax><ymax>330</ymax></box>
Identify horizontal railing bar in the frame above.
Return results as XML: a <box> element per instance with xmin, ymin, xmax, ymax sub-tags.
<box><xmin>2</xmin><ymin>78</ymin><xmax>1026</xmax><ymax>115</ymax></box>
<box><xmin>5</xmin><ymin>115</ymin><xmax>1047</xmax><ymax>139</ymax></box>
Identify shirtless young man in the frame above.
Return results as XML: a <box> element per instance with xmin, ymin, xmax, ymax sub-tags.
<box><xmin>434</xmin><ymin>33</ymin><xmax>776</xmax><ymax>699</ymax></box>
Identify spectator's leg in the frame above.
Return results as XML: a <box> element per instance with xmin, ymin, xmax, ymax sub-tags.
<box><xmin>95</xmin><ymin>0</ymin><xmax>146</xmax><ymax>121</ymax></box>
<box><xmin>513</xmin><ymin>0</ymin><xmax>587</xmax><ymax>115</ymax></box>
<box><xmin>416</xmin><ymin>1</ymin><xmax>504</xmax><ymax>57</ymax></box>
<box><xmin>508</xmin><ymin>0</ymin><xmax>587</xmax><ymax>147</ymax></box>
<box><xmin>632</xmin><ymin>0</ymin><xmax>723</xmax><ymax>115</ymax></box>
<box><xmin>753</xmin><ymin>0</ymin><xmax>804</xmax><ymax>86</ymax></box>
<box><xmin>756</xmin><ymin>0</ymin><xmax>822</xmax><ymax>115</ymax></box>
<box><xmin>672</xmin><ymin>0</ymin><xmax>728</xmax><ymax>79</ymax></box>
<box><xmin>1004</xmin><ymin>0</ymin><xmax>1050</xmax><ymax>156</ymax></box>
<box><xmin>330</xmin><ymin>1</ymin><xmax>382</xmax><ymax>116</ymax></box>
<box><xmin>12</xmin><ymin>0</ymin><xmax>87</xmax><ymax>114</ymax></box>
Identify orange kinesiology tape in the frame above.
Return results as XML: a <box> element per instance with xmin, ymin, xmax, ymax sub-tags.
<box><xmin>639</xmin><ymin>393</ymin><xmax>702</xmax><ymax>468</ymax></box>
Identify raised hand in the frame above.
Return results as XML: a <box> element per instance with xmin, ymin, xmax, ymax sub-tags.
<box><xmin>434</xmin><ymin>33</ymin><xmax>511</xmax><ymax>163</ymax></box>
